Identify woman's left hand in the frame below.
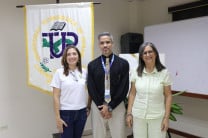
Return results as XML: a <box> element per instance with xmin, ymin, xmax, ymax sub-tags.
<box><xmin>126</xmin><ymin>114</ymin><xmax>133</xmax><ymax>128</ymax></box>
<box><xmin>161</xmin><ymin>117</ymin><xmax>169</xmax><ymax>131</ymax></box>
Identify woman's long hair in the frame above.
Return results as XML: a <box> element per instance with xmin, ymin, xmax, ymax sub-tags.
<box><xmin>137</xmin><ymin>42</ymin><xmax>166</xmax><ymax>76</ymax></box>
<box><xmin>61</xmin><ymin>46</ymin><xmax>82</xmax><ymax>76</ymax></box>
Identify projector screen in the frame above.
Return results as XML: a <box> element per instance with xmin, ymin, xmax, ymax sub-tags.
<box><xmin>144</xmin><ymin>16</ymin><xmax>208</xmax><ymax>95</ymax></box>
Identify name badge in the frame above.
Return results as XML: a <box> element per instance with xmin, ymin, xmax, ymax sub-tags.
<box><xmin>105</xmin><ymin>89</ymin><xmax>110</xmax><ymax>95</ymax></box>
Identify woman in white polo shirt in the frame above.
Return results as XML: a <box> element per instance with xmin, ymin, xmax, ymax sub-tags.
<box><xmin>50</xmin><ymin>46</ymin><xmax>89</xmax><ymax>138</ymax></box>
<box><xmin>126</xmin><ymin>42</ymin><xmax>172</xmax><ymax>138</ymax></box>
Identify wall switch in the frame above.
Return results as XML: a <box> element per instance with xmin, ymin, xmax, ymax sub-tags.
<box><xmin>0</xmin><ymin>125</ymin><xmax>8</xmax><ymax>131</ymax></box>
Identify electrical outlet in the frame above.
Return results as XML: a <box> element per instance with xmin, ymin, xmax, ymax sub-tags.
<box><xmin>0</xmin><ymin>125</ymin><xmax>8</xmax><ymax>131</ymax></box>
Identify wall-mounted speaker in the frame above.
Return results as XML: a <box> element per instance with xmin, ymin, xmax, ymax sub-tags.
<box><xmin>120</xmin><ymin>33</ymin><xmax>143</xmax><ymax>53</ymax></box>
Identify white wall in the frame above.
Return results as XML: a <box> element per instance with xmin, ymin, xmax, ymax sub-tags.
<box><xmin>145</xmin><ymin>16</ymin><xmax>208</xmax><ymax>94</ymax></box>
<box><xmin>0</xmin><ymin>1</ymin><xmax>57</xmax><ymax>138</ymax></box>
<box><xmin>0</xmin><ymin>0</ymin><xmax>130</xmax><ymax>138</ymax></box>
<box><xmin>0</xmin><ymin>0</ymin><xmax>200</xmax><ymax>138</ymax></box>
<box><xmin>93</xmin><ymin>0</ymin><xmax>130</xmax><ymax>57</ymax></box>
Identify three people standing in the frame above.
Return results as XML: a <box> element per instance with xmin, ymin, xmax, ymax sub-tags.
<box><xmin>51</xmin><ymin>33</ymin><xmax>172</xmax><ymax>138</ymax></box>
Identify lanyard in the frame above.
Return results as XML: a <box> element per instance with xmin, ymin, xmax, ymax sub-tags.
<box><xmin>101</xmin><ymin>54</ymin><xmax>114</xmax><ymax>74</ymax></box>
<box><xmin>70</xmin><ymin>71</ymin><xmax>78</xmax><ymax>81</ymax></box>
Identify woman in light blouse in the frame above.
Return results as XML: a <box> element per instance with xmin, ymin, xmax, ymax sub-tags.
<box><xmin>126</xmin><ymin>42</ymin><xmax>172</xmax><ymax>138</ymax></box>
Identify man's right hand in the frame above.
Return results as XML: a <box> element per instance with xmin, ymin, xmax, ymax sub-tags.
<box><xmin>98</xmin><ymin>104</ymin><xmax>112</xmax><ymax>119</ymax></box>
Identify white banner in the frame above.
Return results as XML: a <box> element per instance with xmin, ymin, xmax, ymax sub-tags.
<box><xmin>25</xmin><ymin>3</ymin><xmax>94</xmax><ymax>94</ymax></box>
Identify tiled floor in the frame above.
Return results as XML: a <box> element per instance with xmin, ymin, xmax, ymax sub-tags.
<box><xmin>82</xmin><ymin>135</ymin><xmax>92</xmax><ymax>138</ymax></box>
<box><xmin>81</xmin><ymin>127</ymin><xmax>185</xmax><ymax>138</ymax></box>
<box><xmin>82</xmin><ymin>133</ymin><xmax>186</xmax><ymax>138</ymax></box>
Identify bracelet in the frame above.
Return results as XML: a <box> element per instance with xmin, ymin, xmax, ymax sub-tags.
<box><xmin>163</xmin><ymin>116</ymin><xmax>169</xmax><ymax>119</ymax></box>
<box><xmin>108</xmin><ymin>105</ymin><xmax>113</xmax><ymax>112</ymax></box>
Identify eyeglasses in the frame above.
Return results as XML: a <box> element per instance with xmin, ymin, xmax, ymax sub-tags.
<box><xmin>143</xmin><ymin>50</ymin><xmax>154</xmax><ymax>55</ymax></box>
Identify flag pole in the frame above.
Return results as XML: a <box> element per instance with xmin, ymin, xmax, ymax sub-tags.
<box><xmin>16</xmin><ymin>1</ymin><xmax>101</xmax><ymax>8</ymax></box>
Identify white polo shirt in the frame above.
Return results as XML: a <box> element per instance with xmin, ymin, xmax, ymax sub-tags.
<box><xmin>131</xmin><ymin>68</ymin><xmax>172</xmax><ymax>119</ymax></box>
<box><xmin>50</xmin><ymin>68</ymin><xmax>87</xmax><ymax>110</ymax></box>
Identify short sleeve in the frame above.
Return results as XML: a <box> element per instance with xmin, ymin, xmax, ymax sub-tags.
<box><xmin>50</xmin><ymin>69</ymin><xmax>61</xmax><ymax>89</ymax></box>
<box><xmin>130</xmin><ymin>69</ymin><xmax>137</xmax><ymax>83</ymax></box>
<box><xmin>82</xmin><ymin>68</ymin><xmax>87</xmax><ymax>81</ymax></box>
<box><xmin>163</xmin><ymin>69</ymin><xmax>172</xmax><ymax>86</ymax></box>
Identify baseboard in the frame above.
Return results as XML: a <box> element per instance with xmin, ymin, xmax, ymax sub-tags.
<box><xmin>53</xmin><ymin>128</ymin><xmax>132</xmax><ymax>137</ymax></box>
<box><xmin>52</xmin><ymin>133</ymin><xmax>61</xmax><ymax>138</ymax></box>
<box><xmin>56</xmin><ymin>128</ymin><xmax>201</xmax><ymax>138</ymax></box>
<box><xmin>82</xmin><ymin>128</ymin><xmax>133</xmax><ymax>137</ymax></box>
<box><xmin>52</xmin><ymin>129</ymin><xmax>92</xmax><ymax>138</ymax></box>
<box><xmin>168</xmin><ymin>128</ymin><xmax>201</xmax><ymax>138</ymax></box>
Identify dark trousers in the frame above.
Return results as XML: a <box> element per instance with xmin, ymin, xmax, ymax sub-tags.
<box><xmin>60</xmin><ymin>108</ymin><xmax>87</xmax><ymax>138</ymax></box>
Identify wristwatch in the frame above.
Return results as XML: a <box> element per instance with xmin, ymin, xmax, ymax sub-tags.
<box><xmin>108</xmin><ymin>105</ymin><xmax>113</xmax><ymax>112</ymax></box>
